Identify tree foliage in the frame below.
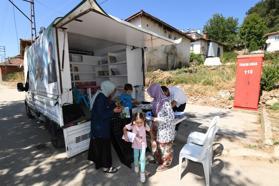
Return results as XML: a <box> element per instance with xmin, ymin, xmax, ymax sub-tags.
<box><xmin>247</xmin><ymin>0</ymin><xmax>279</xmax><ymax>32</ymax></box>
<box><xmin>203</xmin><ymin>14</ymin><xmax>238</xmax><ymax>51</ymax></box>
<box><xmin>239</xmin><ymin>13</ymin><xmax>267</xmax><ymax>51</ymax></box>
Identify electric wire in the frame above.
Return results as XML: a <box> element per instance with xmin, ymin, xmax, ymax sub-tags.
<box><xmin>12</xmin><ymin>5</ymin><xmax>19</xmax><ymax>52</ymax></box>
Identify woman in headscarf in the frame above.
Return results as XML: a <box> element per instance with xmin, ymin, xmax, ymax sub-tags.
<box><xmin>147</xmin><ymin>83</ymin><xmax>175</xmax><ymax>172</ymax></box>
<box><xmin>88</xmin><ymin>80</ymin><xmax>122</xmax><ymax>173</ymax></box>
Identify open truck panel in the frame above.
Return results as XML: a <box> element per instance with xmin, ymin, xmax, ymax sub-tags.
<box><xmin>21</xmin><ymin>0</ymin><xmax>180</xmax><ymax>158</ymax></box>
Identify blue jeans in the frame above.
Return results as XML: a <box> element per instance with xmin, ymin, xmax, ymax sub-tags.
<box><xmin>134</xmin><ymin>148</ymin><xmax>146</xmax><ymax>173</ymax></box>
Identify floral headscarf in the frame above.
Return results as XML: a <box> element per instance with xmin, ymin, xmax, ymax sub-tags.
<box><xmin>147</xmin><ymin>83</ymin><xmax>169</xmax><ymax>115</ymax></box>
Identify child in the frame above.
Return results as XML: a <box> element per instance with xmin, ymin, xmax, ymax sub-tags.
<box><xmin>123</xmin><ymin>112</ymin><xmax>150</xmax><ymax>183</ymax></box>
<box><xmin>119</xmin><ymin>84</ymin><xmax>139</xmax><ymax>116</ymax></box>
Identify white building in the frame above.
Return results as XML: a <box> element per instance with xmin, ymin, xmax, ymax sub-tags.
<box><xmin>265</xmin><ymin>31</ymin><xmax>279</xmax><ymax>53</ymax></box>
<box><xmin>126</xmin><ymin>10</ymin><xmax>193</xmax><ymax>71</ymax></box>
<box><xmin>186</xmin><ymin>31</ymin><xmax>224</xmax><ymax>57</ymax></box>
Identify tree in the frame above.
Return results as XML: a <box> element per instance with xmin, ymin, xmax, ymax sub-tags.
<box><xmin>239</xmin><ymin>13</ymin><xmax>267</xmax><ymax>51</ymax></box>
<box><xmin>203</xmin><ymin>14</ymin><xmax>238</xmax><ymax>51</ymax></box>
<box><xmin>247</xmin><ymin>0</ymin><xmax>279</xmax><ymax>32</ymax></box>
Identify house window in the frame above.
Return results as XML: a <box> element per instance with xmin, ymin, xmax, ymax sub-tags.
<box><xmin>146</xmin><ymin>24</ymin><xmax>149</xmax><ymax>27</ymax></box>
<box><xmin>168</xmin><ymin>34</ymin><xmax>171</xmax><ymax>39</ymax></box>
<box><xmin>174</xmin><ymin>36</ymin><xmax>177</xmax><ymax>40</ymax></box>
<box><xmin>190</xmin><ymin>44</ymin><xmax>194</xmax><ymax>51</ymax></box>
<box><xmin>275</xmin><ymin>35</ymin><xmax>279</xmax><ymax>40</ymax></box>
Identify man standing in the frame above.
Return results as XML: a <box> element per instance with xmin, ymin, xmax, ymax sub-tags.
<box><xmin>161</xmin><ymin>86</ymin><xmax>187</xmax><ymax>112</ymax></box>
<box><xmin>161</xmin><ymin>86</ymin><xmax>187</xmax><ymax>130</ymax></box>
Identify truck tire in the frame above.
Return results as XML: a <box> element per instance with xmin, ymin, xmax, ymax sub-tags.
<box><xmin>49</xmin><ymin>121</ymin><xmax>65</xmax><ymax>148</ymax></box>
<box><xmin>25</xmin><ymin>102</ymin><xmax>34</xmax><ymax>119</ymax></box>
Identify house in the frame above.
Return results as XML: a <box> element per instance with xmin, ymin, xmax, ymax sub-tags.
<box><xmin>0</xmin><ymin>39</ymin><xmax>31</xmax><ymax>81</ymax></box>
<box><xmin>265</xmin><ymin>31</ymin><xmax>279</xmax><ymax>53</ymax></box>
<box><xmin>0</xmin><ymin>55</ymin><xmax>23</xmax><ymax>81</ymax></box>
<box><xmin>186</xmin><ymin>31</ymin><xmax>224</xmax><ymax>58</ymax></box>
<box><xmin>126</xmin><ymin>10</ymin><xmax>193</xmax><ymax>71</ymax></box>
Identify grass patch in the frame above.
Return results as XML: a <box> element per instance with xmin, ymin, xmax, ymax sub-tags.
<box><xmin>270</xmin><ymin>102</ymin><xmax>279</xmax><ymax>111</ymax></box>
<box><xmin>189</xmin><ymin>53</ymin><xmax>205</xmax><ymax>65</ymax></box>
<box><xmin>2</xmin><ymin>71</ymin><xmax>24</xmax><ymax>82</ymax></box>
<box><xmin>221</xmin><ymin>51</ymin><xmax>237</xmax><ymax>63</ymax></box>
<box><xmin>146</xmin><ymin>65</ymin><xmax>236</xmax><ymax>88</ymax></box>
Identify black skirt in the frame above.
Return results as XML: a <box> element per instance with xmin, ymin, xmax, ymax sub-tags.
<box><xmin>111</xmin><ymin>116</ymin><xmax>133</xmax><ymax>168</ymax></box>
<box><xmin>88</xmin><ymin>138</ymin><xmax>112</xmax><ymax>169</ymax></box>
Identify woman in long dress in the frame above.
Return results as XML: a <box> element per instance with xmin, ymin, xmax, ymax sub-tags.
<box><xmin>147</xmin><ymin>83</ymin><xmax>175</xmax><ymax>172</ymax></box>
<box><xmin>88</xmin><ymin>80</ymin><xmax>122</xmax><ymax>173</ymax></box>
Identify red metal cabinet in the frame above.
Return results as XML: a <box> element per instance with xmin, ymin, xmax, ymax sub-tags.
<box><xmin>234</xmin><ymin>54</ymin><xmax>264</xmax><ymax>110</ymax></box>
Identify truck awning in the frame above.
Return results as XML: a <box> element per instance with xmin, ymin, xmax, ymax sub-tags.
<box><xmin>54</xmin><ymin>0</ymin><xmax>181</xmax><ymax>48</ymax></box>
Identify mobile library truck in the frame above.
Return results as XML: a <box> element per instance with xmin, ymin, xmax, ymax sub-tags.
<box><xmin>17</xmin><ymin>0</ymin><xmax>180</xmax><ymax>157</ymax></box>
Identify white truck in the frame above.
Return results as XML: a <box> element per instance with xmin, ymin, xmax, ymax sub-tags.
<box><xmin>17</xmin><ymin>0</ymin><xmax>179</xmax><ymax>158</ymax></box>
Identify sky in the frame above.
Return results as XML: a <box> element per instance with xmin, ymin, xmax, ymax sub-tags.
<box><xmin>0</xmin><ymin>0</ymin><xmax>259</xmax><ymax>59</ymax></box>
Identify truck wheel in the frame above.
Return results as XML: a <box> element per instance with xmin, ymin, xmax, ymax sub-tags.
<box><xmin>49</xmin><ymin>121</ymin><xmax>65</xmax><ymax>148</ymax></box>
<box><xmin>25</xmin><ymin>103</ymin><xmax>34</xmax><ymax>119</ymax></box>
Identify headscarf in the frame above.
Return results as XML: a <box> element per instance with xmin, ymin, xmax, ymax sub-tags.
<box><xmin>147</xmin><ymin>83</ymin><xmax>169</xmax><ymax>115</ymax></box>
<box><xmin>90</xmin><ymin>80</ymin><xmax>116</xmax><ymax>110</ymax></box>
<box><xmin>100</xmin><ymin>80</ymin><xmax>116</xmax><ymax>97</ymax></box>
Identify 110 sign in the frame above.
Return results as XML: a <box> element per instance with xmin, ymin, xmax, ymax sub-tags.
<box><xmin>244</xmin><ymin>69</ymin><xmax>253</xmax><ymax>75</ymax></box>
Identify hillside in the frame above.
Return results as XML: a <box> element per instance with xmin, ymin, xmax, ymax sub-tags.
<box><xmin>146</xmin><ymin>65</ymin><xmax>236</xmax><ymax>108</ymax></box>
<box><xmin>247</xmin><ymin>0</ymin><xmax>279</xmax><ymax>32</ymax></box>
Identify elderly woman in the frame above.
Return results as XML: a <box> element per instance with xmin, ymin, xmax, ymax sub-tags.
<box><xmin>147</xmin><ymin>83</ymin><xmax>175</xmax><ymax>172</ymax></box>
<box><xmin>88</xmin><ymin>80</ymin><xmax>122</xmax><ymax>173</ymax></box>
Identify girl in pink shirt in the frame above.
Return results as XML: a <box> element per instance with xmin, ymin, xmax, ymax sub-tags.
<box><xmin>123</xmin><ymin>112</ymin><xmax>150</xmax><ymax>183</ymax></box>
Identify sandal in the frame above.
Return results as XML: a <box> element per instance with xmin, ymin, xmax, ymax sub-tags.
<box><xmin>156</xmin><ymin>165</ymin><xmax>169</xmax><ymax>172</ymax></box>
<box><xmin>103</xmin><ymin>167</ymin><xmax>118</xmax><ymax>174</ymax></box>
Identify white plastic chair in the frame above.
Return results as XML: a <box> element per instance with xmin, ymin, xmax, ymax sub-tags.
<box><xmin>178</xmin><ymin>122</ymin><xmax>219</xmax><ymax>186</ymax></box>
<box><xmin>187</xmin><ymin>116</ymin><xmax>220</xmax><ymax>146</ymax></box>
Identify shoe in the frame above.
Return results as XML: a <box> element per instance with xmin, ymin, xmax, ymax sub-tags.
<box><xmin>134</xmin><ymin>165</ymin><xmax>139</xmax><ymax>173</ymax></box>
<box><xmin>140</xmin><ymin>172</ymin><xmax>146</xmax><ymax>183</ymax></box>
<box><xmin>103</xmin><ymin>167</ymin><xmax>118</xmax><ymax>174</ymax></box>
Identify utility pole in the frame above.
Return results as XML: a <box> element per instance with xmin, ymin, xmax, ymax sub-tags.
<box><xmin>0</xmin><ymin>46</ymin><xmax>6</xmax><ymax>62</ymax></box>
<box><xmin>25</xmin><ymin>0</ymin><xmax>37</xmax><ymax>42</ymax></box>
<box><xmin>8</xmin><ymin>0</ymin><xmax>37</xmax><ymax>42</ymax></box>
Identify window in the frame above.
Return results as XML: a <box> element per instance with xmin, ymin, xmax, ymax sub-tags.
<box><xmin>190</xmin><ymin>44</ymin><xmax>194</xmax><ymax>51</ymax></box>
<box><xmin>168</xmin><ymin>34</ymin><xmax>171</xmax><ymax>39</ymax></box>
<box><xmin>275</xmin><ymin>35</ymin><xmax>279</xmax><ymax>40</ymax></box>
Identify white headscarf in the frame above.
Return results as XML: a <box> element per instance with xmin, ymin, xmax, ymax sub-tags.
<box><xmin>90</xmin><ymin>80</ymin><xmax>116</xmax><ymax>110</ymax></box>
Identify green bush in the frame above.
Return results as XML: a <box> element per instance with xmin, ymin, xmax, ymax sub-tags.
<box><xmin>190</xmin><ymin>53</ymin><xmax>204</xmax><ymax>65</ymax></box>
<box><xmin>261</xmin><ymin>64</ymin><xmax>279</xmax><ymax>91</ymax></box>
<box><xmin>221</xmin><ymin>51</ymin><xmax>237</xmax><ymax>63</ymax></box>
<box><xmin>264</xmin><ymin>52</ymin><xmax>279</xmax><ymax>64</ymax></box>
<box><xmin>270</xmin><ymin>102</ymin><xmax>279</xmax><ymax>111</ymax></box>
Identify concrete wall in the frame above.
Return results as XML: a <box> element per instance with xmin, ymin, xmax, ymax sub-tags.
<box><xmin>266</xmin><ymin>34</ymin><xmax>279</xmax><ymax>52</ymax></box>
<box><xmin>128</xmin><ymin>18</ymin><xmax>142</xmax><ymax>28</ymax></box>
<box><xmin>190</xmin><ymin>40</ymin><xmax>208</xmax><ymax>57</ymax></box>
<box><xmin>129</xmin><ymin>16</ymin><xmax>191</xmax><ymax>71</ymax></box>
<box><xmin>190</xmin><ymin>40</ymin><xmax>223</xmax><ymax>57</ymax></box>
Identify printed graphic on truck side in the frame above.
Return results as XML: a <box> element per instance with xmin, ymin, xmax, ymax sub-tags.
<box><xmin>26</xmin><ymin>26</ymin><xmax>63</xmax><ymax>125</ymax></box>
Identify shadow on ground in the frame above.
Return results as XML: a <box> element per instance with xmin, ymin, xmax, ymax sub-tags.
<box><xmin>0</xmin><ymin>101</ymin><xmax>256</xmax><ymax>185</ymax></box>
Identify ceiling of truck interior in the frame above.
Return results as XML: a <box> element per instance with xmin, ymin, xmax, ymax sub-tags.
<box><xmin>62</xmin><ymin>11</ymin><xmax>178</xmax><ymax>48</ymax></box>
<box><xmin>68</xmin><ymin>33</ymin><xmax>123</xmax><ymax>51</ymax></box>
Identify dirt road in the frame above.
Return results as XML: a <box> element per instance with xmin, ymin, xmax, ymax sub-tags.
<box><xmin>1</xmin><ymin>84</ymin><xmax>279</xmax><ymax>186</ymax></box>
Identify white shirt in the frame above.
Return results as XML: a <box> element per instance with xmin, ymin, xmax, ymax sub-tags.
<box><xmin>168</xmin><ymin>86</ymin><xmax>187</xmax><ymax>107</ymax></box>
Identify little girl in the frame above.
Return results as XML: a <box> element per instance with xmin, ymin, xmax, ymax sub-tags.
<box><xmin>123</xmin><ymin>112</ymin><xmax>150</xmax><ymax>183</ymax></box>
